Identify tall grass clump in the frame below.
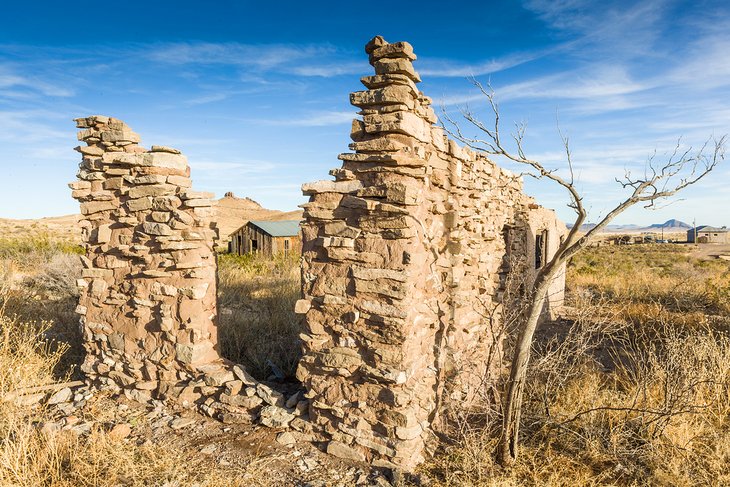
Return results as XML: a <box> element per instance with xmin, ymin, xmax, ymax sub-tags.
<box><xmin>0</xmin><ymin>249</ymin><xmax>272</xmax><ymax>486</ymax></box>
<box><xmin>0</xmin><ymin>233</ymin><xmax>83</xmax><ymax>269</ymax></box>
<box><xmin>424</xmin><ymin>244</ymin><xmax>730</xmax><ymax>486</ymax></box>
<box><xmin>217</xmin><ymin>252</ymin><xmax>301</xmax><ymax>380</ymax></box>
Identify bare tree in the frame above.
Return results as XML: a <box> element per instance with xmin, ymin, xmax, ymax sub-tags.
<box><xmin>443</xmin><ymin>79</ymin><xmax>726</xmax><ymax>466</ymax></box>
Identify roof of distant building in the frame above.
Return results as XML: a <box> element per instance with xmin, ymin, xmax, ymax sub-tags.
<box><xmin>690</xmin><ymin>226</ymin><xmax>728</xmax><ymax>233</ymax></box>
<box><xmin>247</xmin><ymin>220</ymin><xmax>301</xmax><ymax>237</ymax></box>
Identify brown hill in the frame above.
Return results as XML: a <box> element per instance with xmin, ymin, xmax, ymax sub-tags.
<box><xmin>0</xmin><ymin>193</ymin><xmax>302</xmax><ymax>244</ymax></box>
<box><xmin>214</xmin><ymin>193</ymin><xmax>302</xmax><ymax>241</ymax></box>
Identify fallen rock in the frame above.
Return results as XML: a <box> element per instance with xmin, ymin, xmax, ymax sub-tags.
<box><xmin>170</xmin><ymin>417</ymin><xmax>196</xmax><ymax>430</ymax></box>
<box><xmin>276</xmin><ymin>431</ymin><xmax>296</xmax><ymax>446</ymax></box>
<box><xmin>47</xmin><ymin>387</ymin><xmax>73</xmax><ymax>405</ymax></box>
<box><xmin>327</xmin><ymin>441</ymin><xmax>366</xmax><ymax>462</ymax></box>
<box><xmin>108</xmin><ymin>423</ymin><xmax>132</xmax><ymax>440</ymax></box>
<box><xmin>258</xmin><ymin>405</ymin><xmax>295</xmax><ymax>428</ymax></box>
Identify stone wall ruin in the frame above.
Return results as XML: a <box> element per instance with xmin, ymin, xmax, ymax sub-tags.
<box><xmin>297</xmin><ymin>36</ymin><xmax>565</xmax><ymax>469</ymax></box>
<box><xmin>69</xmin><ymin>36</ymin><xmax>566</xmax><ymax>472</ymax></box>
<box><xmin>69</xmin><ymin>116</ymin><xmax>300</xmax><ymax>426</ymax></box>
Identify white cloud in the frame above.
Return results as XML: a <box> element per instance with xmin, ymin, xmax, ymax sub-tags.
<box><xmin>0</xmin><ymin>66</ymin><xmax>74</xmax><ymax>97</ymax></box>
<box><xmin>255</xmin><ymin>110</ymin><xmax>353</xmax><ymax>127</ymax></box>
<box><xmin>419</xmin><ymin>51</ymin><xmax>544</xmax><ymax>77</ymax></box>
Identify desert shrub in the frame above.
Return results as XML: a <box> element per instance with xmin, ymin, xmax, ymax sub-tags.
<box><xmin>0</xmin><ymin>233</ymin><xmax>83</xmax><ymax>268</ymax></box>
<box><xmin>1</xmin><ymin>250</ymin><xmax>83</xmax><ymax>380</ymax></box>
<box><xmin>0</xmin><ymin>283</ymin><xmax>272</xmax><ymax>487</ymax></box>
<box><xmin>423</xmin><ymin>245</ymin><xmax>730</xmax><ymax>486</ymax></box>
<box><xmin>217</xmin><ymin>252</ymin><xmax>302</xmax><ymax>380</ymax></box>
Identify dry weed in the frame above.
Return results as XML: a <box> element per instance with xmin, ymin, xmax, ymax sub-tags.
<box><xmin>217</xmin><ymin>252</ymin><xmax>302</xmax><ymax>379</ymax></box>
<box><xmin>424</xmin><ymin>244</ymin><xmax>730</xmax><ymax>486</ymax></box>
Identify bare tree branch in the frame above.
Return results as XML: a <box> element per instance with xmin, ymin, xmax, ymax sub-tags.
<box><xmin>440</xmin><ymin>81</ymin><xmax>727</xmax><ymax>466</ymax></box>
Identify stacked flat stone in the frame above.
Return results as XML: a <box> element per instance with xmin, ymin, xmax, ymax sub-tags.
<box><xmin>297</xmin><ymin>37</ymin><xmax>565</xmax><ymax>469</ymax></box>
<box><xmin>70</xmin><ymin>116</ymin><xmax>308</xmax><ymax>427</ymax></box>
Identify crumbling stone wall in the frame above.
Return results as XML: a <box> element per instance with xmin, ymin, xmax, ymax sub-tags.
<box><xmin>297</xmin><ymin>37</ymin><xmax>566</xmax><ymax>469</ymax></box>
<box><xmin>68</xmin><ymin>35</ymin><xmax>566</xmax><ymax>473</ymax></box>
<box><xmin>69</xmin><ymin>116</ymin><xmax>295</xmax><ymax>424</ymax></box>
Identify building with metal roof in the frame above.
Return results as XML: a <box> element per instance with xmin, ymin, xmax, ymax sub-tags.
<box><xmin>228</xmin><ymin>220</ymin><xmax>302</xmax><ymax>256</ymax></box>
<box><xmin>687</xmin><ymin>225</ymin><xmax>728</xmax><ymax>244</ymax></box>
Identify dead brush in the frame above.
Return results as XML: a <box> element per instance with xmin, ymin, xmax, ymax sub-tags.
<box><xmin>423</xmin><ymin>245</ymin><xmax>730</xmax><ymax>486</ymax></box>
<box><xmin>0</xmin><ymin>261</ymin><xmax>276</xmax><ymax>486</ymax></box>
<box><xmin>217</xmin><ymin>252</ymin><xmax>302</xmax><ymax>380</ymax></box>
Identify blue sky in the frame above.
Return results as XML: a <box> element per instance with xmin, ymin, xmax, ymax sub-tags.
<box><xmin>1</xmin><ymin>0</ymin><xmax>728</xmax><ymax>226</ymax></box>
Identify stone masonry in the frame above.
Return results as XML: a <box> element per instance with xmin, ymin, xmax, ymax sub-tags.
<box><xmin>69</xmin><ymin>116</ymin><xmax>302</xmax><ymax>426</ymax></box>
<box><xmin>296</xmin><ymin>36</ymin><xmax>565</xmax><ymax>469</ymax></box>
<box><xmin>69</xmin><ymin>35</ymin><xmax>566</xmax><ymax>473</ymax></box>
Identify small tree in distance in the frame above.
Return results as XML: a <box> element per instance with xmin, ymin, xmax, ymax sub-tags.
<box><xmin>443</xmin><ymin>79</ymin><xmax>727</xmax><ymax>467</ymax></box>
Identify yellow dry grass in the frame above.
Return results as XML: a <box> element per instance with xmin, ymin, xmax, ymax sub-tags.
<box><xmin>424</xmin><ymin>244</ymin><xmax>730</xmax><ymax>486</ymax></box>
<box><xmin>1</xmin><ymin>234</ymin><xmax>729</xmax><ymax>486</ymax></box>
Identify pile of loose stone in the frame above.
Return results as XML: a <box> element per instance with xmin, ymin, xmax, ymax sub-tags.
<box><xmin>70</xmin><ymin>116</ymin><xmax>307</xmax><ymax>431</ymax></box>
<box><xmin>296</xmin><ymin>36</ymin><xmax>563</xmax><ymax>469</ymax></box>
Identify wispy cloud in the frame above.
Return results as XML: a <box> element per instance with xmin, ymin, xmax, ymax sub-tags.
<box><xmin>253</xmin><ymin>110</ymin><xmax>353</xmax><ymax>127</ymax></box>
<box><xmin>0</xmin><ymin>66</ymin><xmax>74</xmax><ymax>97</ymax></box>
<box><xmin>146</xmin><ymin>42</ymin><xmax>336</xmax><ymax>69</ymax></box>
<box><xmin>419</xmin><ymin>51</ymin><xmax>545</xmax><ymax>77</ymax></box>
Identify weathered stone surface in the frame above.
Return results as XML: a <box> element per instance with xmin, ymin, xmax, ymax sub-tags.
<box><xmin>142</xmin><ymin>222</ymin><xmax>173</xmax><ymax>236</ymax></box>
<box><xmin>327</xmin><ymin>441</ymin><xmax>366</xmax><ymax>462</ymax></box>
<box><xmin>301</xmin><ymin>180</ymin><xmax>364</xmax><ymax>195</ymax></box>
<box><xmin>259</xmin><ymin>405</ymin><xmax>295</xmax><ymax>428</ymax></box>
<box><xmin>142</xmin><ymin>152</ymin><xmax>188</xmax><ymax>170</ymax></box>
<box><xmin>69</xmin><ymin>115</ymin><xmax>265</xmax><ymax>432</ymax></box>
<box><xmin>299</xmin><ymin>36</ymin><xmax>566</xmax><ymax>471</ymax></box>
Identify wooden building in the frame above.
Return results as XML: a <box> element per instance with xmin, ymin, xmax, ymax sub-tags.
<box><xmin>687</xmin><ymin>226</ymin><xmax>729</xmax><ymax>244</ymax></box>
<box><xmin>228</xmin><ymin>220</ymin><xmax>301</xmax><ymax>257</ymax></box>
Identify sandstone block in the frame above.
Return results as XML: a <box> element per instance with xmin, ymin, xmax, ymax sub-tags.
<box><xmin>180</xmin><ymin>190</ymin><xmax>215</xmax><ymax>200</ymax></box>
<box><xmin>259</xmin><ymin>405</ymin><xmax>295</xmax><ymax>428</ymax></box>
<box><xmin>327</xmin><ymin>441</ymin><xmax>366</xmax><ymax>462</ymax></box>
<box><xmin>294</xmin><ymin>299</ymin><xmax>311</xmax><ymax>314</ymax></box>
<box><xmin>184</xmin><ymin>198</ymin><xmax>213</xmax><ymax>207</ymax></box>
<box><xmin>150</xmin><ymin>145</ymin><xmax>181</xmax><ymax>154</ymax></box>
<box><xmin>142</xmin><ymin>222</ymin><xmax>173</xmax><ymax>236</ymax></box>
<box><xmin>350</xmin><ymin>85</ymin><xmax>417</xmax><ymax>109</ymax></box>
<box><xmin>373</xmin><ymin>58</ymin><xmax>421</xmax><ymax>82</ymax></box>
<box><xmin>127</xmin><ymin>184</ymin><xmax>176</xmax><ymax>199</ymax></box>
<box><xmin>175</xmin><ymin>341</ymin><xmax>216</xmax><ymax>365</ymax></box>
<box><xmin>167</xmin><ymin>175</ymin><xmax>192</xmax><ymax>187</ymax></box>
<box><xmin>126</xmin><ymin>197</ymin><xmax>152</xmax><ymax>212</ymax></box>
<box><xmin>369</xmin><ymin>41</ymin><xmax>416</xmax><ymax>62</ymax></box>
<box><xmin>75</xmin><ymin>145</ymin><xmax>104</xmax><ymax>156</ymax></box>
<box><xmin>80</xmin><ymin>201</ymin><xmax>116</xmax><ymax>215</ymax></box>
<box><xmin>302</xmin><ymin>180</ymin><xmax>363</xmax><ymax>196</ymax></box>
<box><xmin>142</xmin><ymin>152</ymin><xmax>188</xmax><ymax>171</ymax></box>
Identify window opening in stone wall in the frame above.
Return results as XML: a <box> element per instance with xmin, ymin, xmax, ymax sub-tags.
<box><xmin>535</xmin><ymin>230</ymin><xmax>548</xmax><ymax>268</ymax></box>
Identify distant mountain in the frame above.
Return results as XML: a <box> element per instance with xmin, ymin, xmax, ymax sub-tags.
<box><xmin>647</xmin><ymin>219</ymin><xmax>691</xmax><ymax>230</ymax></box>
<box><xmin>0</xmin><ymin>192</ymin><xmax>303</xmax><ymax>244</ymax></box>
<box><xmin>568</xmin><ymin>219</ymin><xmax>692</xmax><ymax>234</ymax></box>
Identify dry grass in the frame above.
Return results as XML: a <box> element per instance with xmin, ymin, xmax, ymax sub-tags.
<box><xmin>3</xmin><ymin>233</ymin><xmax>729</xmax><ymax>485</ymax></box>
<box><xmin>217</xmin><ymin>252</ymin><xmax>302</xmax><ymax>380</ymax></box>
<box><xmin>424</xmin><ymin>244</ymin><xmax>730</xmax><ymax>486</ymax></box>
<box><xmin>0</xmin><ymin>237</ymin><xmax>281</xmax><ymax>486</ymax></box>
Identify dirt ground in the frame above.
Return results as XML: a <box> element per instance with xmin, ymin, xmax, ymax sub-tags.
<box><xmin>40</xmin><ymin>385</ymin><xmax>403</xmax><ymax>486</ymax></box>
<box><xmin>686</xmin><ymin>242</ymin><xmax>730</xmax><ymax>260</ymax></box>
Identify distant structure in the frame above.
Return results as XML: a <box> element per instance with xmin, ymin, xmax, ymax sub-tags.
<box><xmin>228</xmin><ymin>220</ymin><xmax>301</xmax><ymax>257</ymax></box>
<box><xmin>687</xmin><ymin>226</ymin><xmax>729</xmax><ymax>244</ymax></box>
